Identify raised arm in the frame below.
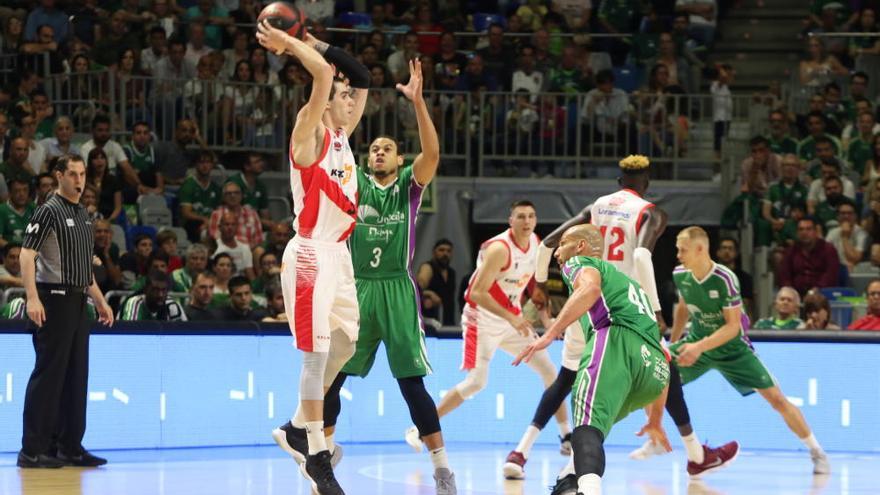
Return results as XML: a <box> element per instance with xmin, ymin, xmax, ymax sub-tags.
<box><xmin>309</xmin><ymin>36</ymin><xmax>371</xmax><ymax>136</ymax></box>
<box><xmin>399</xmin><ymin>60</ymin><xmax>440</xmax><ymax>186</ymax></box>
<box><xmin>256</xmin><ymin>22</ymin><xmax>332</xmax><ymax>167</ymax></box>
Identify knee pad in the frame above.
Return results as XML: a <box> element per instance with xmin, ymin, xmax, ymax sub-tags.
<box><xmin>323</xmin><ymin>372</ymin><xmax>348</xmax><ymax>427</ymax></box>
<box><xmin>531</xmin><ymin>367</ymin><xmax>577</xmax><ymax>429</ymax></box>
<box><xmin>300</xmin><ymin>351</ymin><xmax>329</xmax><ymax>400</ymax></box>
<box><xmin>324</xmin><ymin>336</ymin><xmax>355</xmax><ymax>388</ymax></box>
<box><xmin>572</xmin><ymin>425</ymin><xmax>606</xmax><ymax>477</ymax></box>
<box><xmin>455</xmin><ymin>365</ymin><xmax>489</xmax><ymax>399</ymax></box>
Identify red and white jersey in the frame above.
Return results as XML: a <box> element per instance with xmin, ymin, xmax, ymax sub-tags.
<box><xmin>589</xmin><ymin>188</ymin><xmax>654</xmax><ymax>277</ymax></box>
<box><xmin>289</xmin><ymin>127</ymin><xmax>358</xmax><ymax>242</ymax></box>
<box><xmin>463</xmin><ymin>229</ymin><xmax>539</xmax><ymax>326</ymax></box>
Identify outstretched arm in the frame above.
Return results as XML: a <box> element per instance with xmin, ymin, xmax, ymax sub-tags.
<box><xmin>310</xmin><ymin>37</ymin><xmax>370</xmax><ymax>136</ymax></box>
<box><xmin>399</xmin><ymin>60</ymin><xmax>440</xmax><ymax>187</ymax></box>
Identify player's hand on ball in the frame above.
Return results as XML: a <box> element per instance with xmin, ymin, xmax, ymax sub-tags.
<box><xmin>636</xmin><ymin>422</ymin><xmax>672</xmax><ymax>453</ymax></box>
<box><xmin>256</xmin><ymin>20</ymin><xmax>291</xmax><ymax>55</ymax></box>
<box><xmin>395</xmin><ymin>59</ymin><xmax>423</xmax><ymax>101</ymax></box>
<box><xmin>512</xmin><ymin>332</ymin><xmax>552</xmax><ymax>366</ymax></box>
<box><xmin>675</xmin><ymin>342</ymin><xmax>702</xmax><ymax>367</ymax></box>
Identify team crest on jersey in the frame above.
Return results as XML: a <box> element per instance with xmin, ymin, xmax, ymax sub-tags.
<box><xmin>333</xmin><ymin>140</ymin><xmax>343</xmax><ymax>151</ymax></box>
<box><xmin>609</xmin><ymin>196</ymin><xmax>626</xmax><ymax>206</ymax></box>
<box><xmin>358</xmin><ymin>204</ymin><xmax>381</xmax><ymax>221</ymax></box>
<box><xmin>709</xmin><ymin>290</ymin><xmax>719</xmax><ymax>299</ymax></box>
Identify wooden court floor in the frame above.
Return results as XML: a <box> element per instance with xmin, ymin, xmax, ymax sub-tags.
<box><xmin>1</xmin><ymin>443</ymin><xmax>877</xmax><ymax>494</ymax></box>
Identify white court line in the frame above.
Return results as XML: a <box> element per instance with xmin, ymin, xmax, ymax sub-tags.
<box><xmin>496</xmin><ymin>393</ymin><xmax>504</xmax><ymax>419</ymax></box>
<box><xmin>6</xmin><ymin>373</ymin><xmax>11</xmax><ymax>402</ymax></box>
<box><xmin>160</xmin><ymin>393</ymin><xmax>166</xmax><ymax>421</ymax></box>
<box><xmin>89</xmin><ymin>391</ymin><xmax>106</xmax><ymax>401</ymax></box>
<box><xmin>112</xmin><ymin>388</ymin><xmax>129</xmax><ymax>404</ymax></box>
<box><xmin>268</xmin><ymin>392</ymin><xmax>275</xmax><ymax>419</ymax></box>
<box><xmin>377</xmin><ymin>390</ymin><xmax>384</xmax><ymax>416</ymax></box>
<box><xmin>808</xmin><ymin>378</ymin><xmax>817</xmax><ymax>405</ymax></box>
<box><xmin>248</xmin><ymin>371</ymin><xmax>254</xmax><ymax>399</ymax></box>
<box><xmin>230</xmin><ymin>390</ymin><xmax>246</xmax><ymax>400</ymax></box>
<box><xmin>841</xmin><ymin>399</ymin><xmax>851</xmax><ymax>427</ymax></box>
<box><xmin>340</xmin><ymin>387</ymin><xmax>353</xmax><ymax>401</ymax></box>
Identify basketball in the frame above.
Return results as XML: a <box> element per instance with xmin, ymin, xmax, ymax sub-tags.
<box><xmin>258</xmin><ymin>1</ymin><xmax>307</xmax><ymax>40</ymax></box>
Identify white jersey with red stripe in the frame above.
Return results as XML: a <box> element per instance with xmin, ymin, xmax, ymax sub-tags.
<box><xmin>289</xmin><ymin>127</ymin><xmax>359</xmax><ymax>242</ymax></box>
<box><xmin>463</xmin><ymin>229</ymin><xmax>539</xmax><ymax>327</ymax></box>
<box><xmin>589</xmin><ymin>188</ymin><xmax>654</xmax><ymax>277</ymax></box>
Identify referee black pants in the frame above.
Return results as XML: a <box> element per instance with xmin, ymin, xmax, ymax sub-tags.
<box><xmin>21</xmin><ymin>290</ymin><xmax>91</xmax><ymax>456</ymax></box>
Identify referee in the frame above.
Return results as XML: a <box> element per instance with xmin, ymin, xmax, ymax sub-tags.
<box><xmin>18</xmin><ymin>154</ymin><xmax>115</xmax><ymax>468</ymax></box>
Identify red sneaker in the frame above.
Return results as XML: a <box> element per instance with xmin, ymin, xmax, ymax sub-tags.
<box><xmin>687</xmin><ymin>441</ymin><xmax>740</xmax><ymax>478</ymax></box>
<box><xmin>502</xmin><ymin>450</ymin><xmax>527</xmax><ymax>479</ymax></box>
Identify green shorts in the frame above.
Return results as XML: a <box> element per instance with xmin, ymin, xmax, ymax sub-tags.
<box><xmin>342</xmin><ymin>276</ymin><xmax>432</xmax><ymax>379</ymax></box>
<box><xmin>669</xmin><ymin>336</ymin><xmax>777</xmax><ymax>396</ymax></box>
<box><xmin>572</xmin><ymin>327</ymin><xmax>670</xmax><ymax>439</ymax></box>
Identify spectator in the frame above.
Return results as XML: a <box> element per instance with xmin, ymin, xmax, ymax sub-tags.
<box><xmin>0</xmin><ymin>16</ymin><xmax>23</xmax><ymax>56</ymax></box>
<box><xmin>766</xmin><ymin>110</ymin><xmax>799</xmax><ymax>155</ymax></box>
<box><xmin>0</xmin><ymin>177</ymin><xmax>34</xmax><ymax>248</ymax></box>
<box><xmin>814</xmin><ymin>176</ymin><xmax>856</xmax><ymax>232</ymax></box>
<box><xmin>80</xmin><ymin>184</ymin><xmax>101</xmax><ymax>221</ymax></box>
<box><xmin>129</xmin><ymin>252</ymin><xmax>169</xmax><ymax>292</ymax></box>
<box><xmin>0</xmin><ymin>112</ymin><xmax>9</xmax><ymax>161</ymax></box>
<box><xmin>826</xmin><ymin>202</ymin><xmax>868</xmax><ymax>271</ymax></box>
<box><xmin>24</xmin><ymin>0</ymin><xmax>69</xmax><ymax>44</ymax></box>
<box><xmin>807</xmin><ymin>159</ymin><xmax>856</xmax><ymax>214</ymax></box>
<box><xmin>849</xmin><ymin>279</ymin><xmax>880</xmax><ymax>330</ymax></box>
<box><xmin>153</xmin><ymin>40</ymin><xmax>198</xmax><ymax>138</ymax></box>
<box><xmin>455</xmin><ymin>54</ymin><xmax>498</xmax><ymax>92</ymax></box>
<box><xmin>0</xmin><ymin>243</ymin><xmax>22</xmax><ymax>288</ymax></box>
<box><xmin>477</xmin><ymin>23</ymin><xmax>514</xmax><ymax>90</ymax></box>
<box><xmin>34</xmin><ymin>172</ymin><xmax>55</xmax><ymax>205</ymax></box>
<box><xmin>79</xmin><ymin>115</ymin><xmax>136</xmax><ymax>180</ymax></box>
<box><xmin>92</xmin><ymin>219</ymin><xmax>122</xmax><ymax>293</ymax></box>
<box><xmin>39</xmin><ymin>117</ymin><xmax>79</xmax><ymax>161</ymax></box>
<box><xmin>647</xmin><ymin>32</ymin><xmax>692</xmax><ymax>93</ymax></box>
<box><xmin>435</xmin><ymin>32</ymin><xmax>468</xmax><ymax>87</ymax></box>
<box><xmin>358</xmin><ymin>44</ymin><xmax>381</xmax><ymax>69</ymax></box>
<box><xmin>120</xmin><ymin>233</ymin><xmax>153</xmax><ymax>290</ymax></box>
<box><xmin>250</xmin><ymin>251</ymin><xmax>280</xmax><ymax>295</ymax></box>
<box><xmin>172</xmin><ymin>243</ymin><xmax>209</xmax><ymax>293</ymax></box>
<box><xmin>154</xmin><ymin>118</ymin><xmax>205</xmax><ymax>186</ymax></box>
<box><xmin>820</xmin><ymin>82</ymin><xmax>846</xmax><ymax>135</ymax></box>
<box><xmin>222</xmin><ymin>60</ymin><xmax>258</xmax><ymax>145</ymax></box>
<box><xmin>212</xmin><ymin>212</ymin><xmax>256</xmax><ymax>280</ymax></box>
<box><xmin>865</xmin><ymin>134</ymin><xmax>880</xmax><ymax>192</ymax></box>
<box><xmin>221</xmin><ymin>29</ymin><xmax>250</xmax><ymax>79</ymax></box>
<box><xmin>676</xmin><ymin>0</ymin><xmax>717</xmax><ymax>44</ymax></box>
<box><xmin>741</xmin><ymin>136</ymin><xmax>782</xmax><ymax>196</ymax></box>
<box><xmin>798</xmin><ymin>37</ymin><xmax>847</xmax><ymax>89</ymax></box>
<box><xmin>410</xmin><ymin>4</ymin><xmax>443</xmax><ymax>56</ymax></box>
<box><xmin>90</xmin><ymin>11</ymin><xmax>140</xmax><ymax>68</ymax></box>
<box><xmin>29</xmin><ymin>90</ymin><xmax>56</xmax><ymax>141</ymax></box>
<box><xmin>763</xmin><ymin>154</ymin><xmax>808</xmax><ymax>243</ymax></box>
<box><xmin>208</xmin><ymin>182</ymin><xmax>264</xmax><ymax>249</ymax></box>
<box><xmin>716</xmin><ymin>237</ymin><xmax>755</xmax><ymax>320</ymax></box>
<box><xmin>185</xmin><ymin>270</ymin><xmax>218</xmax><ymax>321</ymax></box>
<box><xmin>511</xmin><ymin>45</ymin><xmax>544</xmax><ymax>96</ymax></box>
<box><xmin>545</xmin><ymin>44</ymin><xmax>590</xmax><ymax>94</ymax></box>
<box><xmin>179</xmin><ymin>150</ymin><xmax>221</xmax><ymax>241</ymax></box>
<box><xmin>156</xmin><ymin>229</ymin><xmax>184</xmax><ymax>273</ymax></box>
<box><xmin>531</xmin><ymin>28</ymin><xmax>559</xmax><ymax>76</ymax></box>
<box><xmin>249</xmin><ymin>46</ymin><xmax>279</xmax><ymax>85</ymax></box>
<box><xmin>753</xmin><ymin>287</ymin><xmax>804</xmax><ymax>329</ymax></box>
<box><xmin>517</xmin><ymin>0</ymin><xmax>549</xmax><ymax>30</ymax></box>
<box><xmin>118</xmin><ymin>269</ymin><xmax>187</xmax><ymax>321</ymax></box>
<box><xmin>122</xmin><ymin>122</ymin><xmax>164</xmax><ymax>201</ymax></box>
<box><xmin>581</xmin><ymin>69</ymin><xmax>631</xmax><ymax>150</ymax></box>
<box><xmin>417</xmin><ymin>238</ymin><xmax>456</xmax><ymax>326</ymax></box>
<box><xmin>217</xmin><ymin>276</ymin><xmax>265</xmax><ymax>321</ymax></box>
<box><xmin>388</xmin><ymin>31</ymin><xmax>421</xmax><ymax>84</ymax></box>
<box><xmin>710</xmin><ymin>64</ymin><xmax>734</xmax><ymax>159</ymax></box>
<box><xmin>209</xmin><ymin>252</ymin><xmax>234</xmax><ymax>306</ymax></box>
<box><xmin>777</xmin><ymin>217</ymin><xmax>840</xmax><ymax>296</ymax></box>
<box><xmin>185</xmin><ymin>0</ymin><xmax>231</xmax><ymax>50</ymax></box>
<box><xmin>634</xmin><ymin>63</ymin><xmax>685</xmax><ymax>157</ymax></box>
<box><xmin>0</xmin><ymin>138</ymin><xmax>34</xmax><ymax>185</ymax></box>
<box><xmin>141</xmin><ymin>26</ymin><xmax>167</xmax><ymax>76</ymax></box>
<box><xmin>806</xmin><ymin>139</ymin><xmax>853</xmax><ymax>183</ymax></box>
<box><xmin>252</xmin><ymin>222</ymin><xmax>291</xmax><ymax>273</ymax></box>
<box><xmin>17</xmin><ymin>114</ymin><xmax>47</xmax><ymax>175</ymax></box>
<box><xmin>847</xmin><ymin>111</ymin><xmax>877</xmax><ymax>176</ymax></box>
<box><xmin>184</xmin><ymin>21</ymin><xmax>214</xmax><ymax>68</ymax></box>
<box><xmin>798</xmin><ymin>290</ymin><xmax>841</xmax><ymax>330</ymax></box>
<box><xmin>111</xmin><ymin>48</ymin><xmax>151</xmax><ymax>129</ymax></box>
<box><xmin>261</xmin><ymin>281</ymin><xmax>287</xmax><ymax>321</ymax></box>
<box><xmin>183</xmin><ymin>55</ymin><xmax>224</xmax><ymax>142</ymax></box>
<box><xmin>85</xmin><ymin>147</ymin><xmax>123</xmax><ymax>223</ymax></box>
<box><xmin>294</xmin><ymin>0</ymin><xmax>333</xmax><ymax>26</ymax></box>
<box><xmin>553</xmin><ymin>0</ymin><xmax>592</xmax><ymax>31</ymax></box>
<box><xmin>843</xmin><ymin>72</ymin><xmax>871</xmax><ymax>120</ymax></box>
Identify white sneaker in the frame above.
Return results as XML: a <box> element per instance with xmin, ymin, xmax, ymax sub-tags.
<box><xmin>330</xmin><ymin>444</ymin><xmax>343</xmax><ymax>469</ymax></box>
<box><xmin>629</xmin><ymin>439</ymin><xmax>669</xmax><ymax>460</ymax></box>
<box><xmin>404</xmin><ymin>425</ymin><xmax>424</xmax><ymax>452</ymax></box>
<box><xmin>811</xmin><ymin>449</ymin><xmax>830</xmax><ymax>475</ymax></box>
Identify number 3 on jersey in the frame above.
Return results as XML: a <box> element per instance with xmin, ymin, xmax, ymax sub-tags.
<box><xmin>598</xmin><ymin>226</ymin><xmax>625</xmax><ymax>261</ymax></box>
<box><xmin>369</xmin><ymin>247</ymin><xmax>382</xmax><ymax>268</ymax></box>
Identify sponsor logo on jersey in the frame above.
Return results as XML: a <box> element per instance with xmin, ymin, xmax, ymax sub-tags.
<box><xmin>366</xmin><ymin>226</ymin><xmax>394</xmax><ymax>242</ymax></box>
<box><xmin>596</xmin><ymin>207</ymin><xmax>631</xmax><ymax>220</ymax></box>
<box><xmin>709</xmin><ymin>290</ymin><xmax>719</xmax><ymax>299</ymax></box>
<box><xmin>329</xmin><ymin>163</ymin><xmax>354</xmax><ymax>185</ymax></box>
<box><xmin>640</xmin><ymin>344</ymin><xmax>651</xmax><ymax>367</ymax></box>
<box><xmin>359</xmin><ymin>205</ymin><xmax>406</xmax><ymax>227</ymax></box>
<box><xmin>25</xmin><ymin>223</ymin><xmax>39</xmax><ymax>234</ymax></box>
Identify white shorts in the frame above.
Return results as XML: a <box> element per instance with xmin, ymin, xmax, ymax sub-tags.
<box><xmin>281</xmin><ymin>236</ymin><xmax>359</xmax><ymax>352</ymax></box>
<box><xmin>460</xmin><ymin>307</ymin><xmax>543</xmax><ymax>369</ymax></box>
<box><xmin>561</xmin><ymin>321</ymin><xmax>586</xmax><ymax>372</ymax></box>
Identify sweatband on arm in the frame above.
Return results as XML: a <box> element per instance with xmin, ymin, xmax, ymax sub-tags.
<box><xmin>633</xmin><ymin>247</ymin><xmax>662</xmax><ymax>313</ymax></box>
<box><xmin>323</xmin><ymin>46</ymin><xmax>370</xmax><ymax>88</ymax></box>
<box><xmin>535</xmin><ymin>242</ymin><xmax>554</xmax><ymax>283</ymax></box>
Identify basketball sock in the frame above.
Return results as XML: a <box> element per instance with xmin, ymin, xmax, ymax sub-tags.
<box><xmin>682</xmin><ymin>433</ymin><xmax>704</xmax><ymax>463</ymax></box>
<box><xmin>291</xmin><ymin>406</ymin><xmax>306</xmax><ymax>429</ymax></box>
<box><xmin>305</xmin><ymin>421</ymin><xmax>327</xmax><ymax>455</ymax></box>
<box><xmin>577</xmin><ymin>473</ymin><xmax>602</xmax><ymax>495</ymax></box>
<box><xmin>558</xmin><ymin>420</ymin><xmax>571</xmax><ymax>437</ymax></box>
<box><xmin>800</xmin><ymin>433</ymin><xmax>822</xmax><ymax>452</ymax></box>
<box><xmin>430</xmin><ymin>447</ymin><xmax>449</xmax><ymax>471</ymax></box>
<box><xmin>326</xmin><ymin>432</ymin><xmax>335</xmax><ymax>454</ymax></box>
<box><xmin>515</xmin><ymin>425</ymin><xmax>541</xmax><ymax>457</ymax></box>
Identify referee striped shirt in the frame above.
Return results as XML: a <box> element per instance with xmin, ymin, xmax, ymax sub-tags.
<box><xmin>22</xmin><ymin>193</ymin><xmax>94</xmax><ymax>288</ymax></box>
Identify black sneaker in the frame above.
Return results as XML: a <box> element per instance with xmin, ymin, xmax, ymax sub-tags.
<box><xmin>272</xmin><ymin>421</ymin><xmax>308</xmax><ymax>464</ymax></box>
<box><xmin>550</xmin><ymin>473</ymin><xmax>578</xmax><ymax>495</ymax></box>
<box><xmin>57</xmin><ymin>448</ymin><xmax>107</xmax><ymax>467</ymax></box>
<box><xmin>17</xmin><ymin>450</ymin><xmax>64</xmax><ymax>469</ymax></box>
<box><xmin>301</xmin><ymin>450</ymin><xmax>344</xmax><ymax>495</ymax></box>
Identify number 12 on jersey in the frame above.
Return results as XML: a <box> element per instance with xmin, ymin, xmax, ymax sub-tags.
<box><xmin>599</xmin><ymin>226</ymin><xmax>625</xmax><ymax>261</ymax></box>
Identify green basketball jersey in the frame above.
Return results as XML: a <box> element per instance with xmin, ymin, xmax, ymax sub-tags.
<box><xmin>560</xmin><ymin>256</ymin><xmax>661</xmax><ymax>348</ymax></box>
<box><xmin>123</xmin><ymin>144</ymin><xmax>156</xmax><ymax>173</ymax></box>
<box><xmin>178</xmin><ymin>176</ymin><xmax>222</xmax><ymax>218</ymax></box>
<box><xmin>227</xmin><ymin>172</ymin><xmax>269</xmax><ymax>211</ymax></box>
<box><xmin>350</xmin><ymin>166</ymin><xmax>424</xmax><ymax>278</ymax></box>
<box><xmin>673</xmin><ymin>263</ymin><xmax>750</xmax><ymax>349</ymax></box>
<box><xmin>0</xmin><ymin>202</ymin><xmax>35</xmax><ymax>245</ymax></box>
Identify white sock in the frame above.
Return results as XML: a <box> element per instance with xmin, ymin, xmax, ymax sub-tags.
<box><xmin>800</xmin><ymin>433</ymin><xmax>822</xmax><ymax>452</ymax></box>
<box><xmin>558</xmin><ymin>420</ymin><xmax>571</xmax><ymax>437</ymax></box>
<box><xmin>326</xmin><ymin>432</ymin><xmax>335</xmax><ymax>454</ymax></box>
<box><xmin>682</xmin><ymin>433</ymin><xmax>704</xmax><ymax>463</ymax></box>
<box><xmin>430</xmin><ymin>447</ymin><xmax>450</xmax><ymax>471</ymax></box>
<box><xmin>291</xmin><ymin>406</ymin><xmax>306</xmax><ymax>429</ymax></box>
<box><xmin>305</xmin><ymin>421</ymin><xmax>327</xmax><ymax>455</ymax></box>
<box><xmin>515</xmin><ymin>425</ymin><xmax>541</xmax><ymax>457</ymax></box>
<box><xmin>577</xmin><ymin>473</ymin><xmax>602</xmax><ymax>495</ymax></box>
<box><xmin>557</xmin><ymin>454</ymin><xmax>575</xmax><ymax>478</ymax></box>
